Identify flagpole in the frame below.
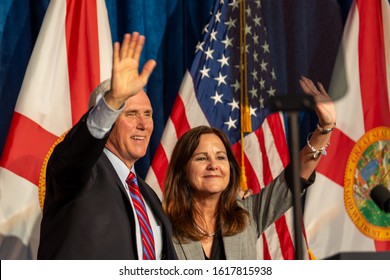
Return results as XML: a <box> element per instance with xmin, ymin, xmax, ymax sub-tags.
<box><xmin>287</xmin><ymin>111</ymin><xmax>304</xmax><ymax>260</ymax></box>
<box><xmin>268</xmin><ymin>94</ymin><xmax>315</xmax><ymax>260</ymax></box>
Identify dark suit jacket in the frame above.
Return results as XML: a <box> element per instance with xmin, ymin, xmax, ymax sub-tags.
<box><xmin>37</xmin><ymin>113</ymin><xmax>177</xmax><ymax>260</ymax></box>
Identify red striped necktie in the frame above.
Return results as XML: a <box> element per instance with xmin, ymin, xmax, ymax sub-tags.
<box><xmin>126</xmin><ymin>172</ymin><xmax>156</xmax><ymax>260</ymax></box>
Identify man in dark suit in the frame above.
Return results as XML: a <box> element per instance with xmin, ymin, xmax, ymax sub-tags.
<box><xmin>37</xmin><ymin>32</ymin><xmax>177</xmax><ymax>260</ymax></box>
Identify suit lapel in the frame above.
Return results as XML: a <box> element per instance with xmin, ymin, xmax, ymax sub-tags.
<box><xmin>101</xmin><ymin>153</ymin><xmax>130</xmax><ymax>198</ymax></box>
<box><xmin>136</xmin><ymin>177</ymin><xmax>170</xmax><ymax>232</ymax></box>
<box><xmin>137</xmin><ymin>177</ymin><xmax>163</xmax><ymax>217</ymax></box>
<box><xmin>223</xmin><ymin>234</ymin><xmax>242</xmax><ymax>260</ymax></box>
<box><xmin>177</xmin><ymin>240</ymin><xmax>205</xmax><ymax>260</ymax></box>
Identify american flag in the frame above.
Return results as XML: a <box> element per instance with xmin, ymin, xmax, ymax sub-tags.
<box><xmin>146</xmin><ymin>0</ymin><xmax>306</xmax><ymax>259</ymax></box>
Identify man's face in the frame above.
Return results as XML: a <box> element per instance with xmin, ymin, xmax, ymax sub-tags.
<box><xmin>106</xmin><ymin>91</ymin><xmax>153</xmax><ymax>168</ymax></box>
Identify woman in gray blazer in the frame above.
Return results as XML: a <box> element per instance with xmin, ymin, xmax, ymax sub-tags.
<box><xmin>163</xmin><ymin>76</ymin><xmax>336</xmax><ymax>260</ymax></box>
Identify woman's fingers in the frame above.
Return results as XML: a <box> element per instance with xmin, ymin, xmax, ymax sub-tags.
<box><xmin>300</xmin><ymin>76</ymin><xmax>320</xmax><ymax>95</ymax></box>
<box><xmin>317</xmin><ymin>82</ymin><xmax>329</xmax><ymax>97</ymax></box>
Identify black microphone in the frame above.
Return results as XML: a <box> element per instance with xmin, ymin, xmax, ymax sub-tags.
<box><xmin>370</xmin><ymin>184</ymin><xmax>390</xmax><ymax>213</ymax></box>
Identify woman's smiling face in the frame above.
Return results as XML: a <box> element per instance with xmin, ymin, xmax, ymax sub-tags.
<box><xmin>186</xmin><ymin>133</ymin><xmax>230</xmax><ymax>197</ymax></box>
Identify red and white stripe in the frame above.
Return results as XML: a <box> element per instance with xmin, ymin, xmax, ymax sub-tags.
<box><xmin>304</xmin><ymin>0</ymin><xmax>390</xmax><ymax>259</ymax></box>
<box><xmin>0</xmin><ymin>0</ymin><xmax>112</xmax><ymax>259</ymax></box>
<box><xmin>146</xmin><ymin>71</ymin><xmax>308</xmax><ymax>259</ymax></box>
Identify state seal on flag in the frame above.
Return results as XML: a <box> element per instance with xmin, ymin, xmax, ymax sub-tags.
<box><xmin>344</xmin><ymin>126</ymin><xmax>390</xmax><ymax>241</ymax></box>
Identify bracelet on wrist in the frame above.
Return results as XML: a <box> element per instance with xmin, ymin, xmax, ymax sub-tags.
<box><xmin>317</xmin><ymin>122</ymin><xmax>336</xmax><ymax>134</ymax></box>
<box><xmin>307</xmin><ymin>132</ymin><xmax>330</xmax><ymax>159</ymax></box>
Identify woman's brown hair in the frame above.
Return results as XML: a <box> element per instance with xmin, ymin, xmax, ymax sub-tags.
<box><xmin>163</xmin><ymin>126</ymin><xmax>249</xmax><ymax>241</ymax></box>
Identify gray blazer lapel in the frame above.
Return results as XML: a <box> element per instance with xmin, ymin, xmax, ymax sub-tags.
<box><xmin>223</xmin><ymin>234</ymin><xmax>242</xmax><ymax>259</ymax></box>
<box><xmin>174</xmin><ymin>239</ymin><xmax>205</xmax><ymax>260</ymax></box>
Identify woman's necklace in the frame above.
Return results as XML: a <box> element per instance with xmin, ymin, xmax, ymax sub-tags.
<box><xmin>195</xmin><ymin>223</ymin><xmax>215</xmax><ymax>237</ymax></box>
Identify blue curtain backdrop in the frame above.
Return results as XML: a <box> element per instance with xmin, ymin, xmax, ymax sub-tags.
<box><xmin>1</xmin><ymin>0</ymin><xmax>357</xmax><ymax>178</ymax></box>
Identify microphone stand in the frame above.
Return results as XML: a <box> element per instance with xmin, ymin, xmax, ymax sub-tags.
<box><xmin>268</xmin><ymin>94</ymin><xmax>315</xmax><ymax>260</ymax></box>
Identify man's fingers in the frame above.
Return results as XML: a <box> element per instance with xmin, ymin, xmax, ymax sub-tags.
<box><xmin>119</xmin><ymin>34</ymin><xmax>131</xmax><ymax>60</ymax></box>
<box><xmin>113</xmin><ymin>42</ymin><xmax>120</xmax><ymax>65</ymax></box>
<box><xmin>132</xmin><ymin>35</ymin><xmax>145</xmax><ymax>62</ymax></box>
<box><xmin>115</xmin><ymin>32</ymin><xmax>146</xmax><ymax>66</ymax></box>
<box><xmin>139</xmin><ymin>59</ymin><xmax>157</xmax><ymax>84</ymax></box>
<box><xmin>127</xmin><ymin>32</ymin><xmax>140</xmax><ymax>59</ymax></box>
